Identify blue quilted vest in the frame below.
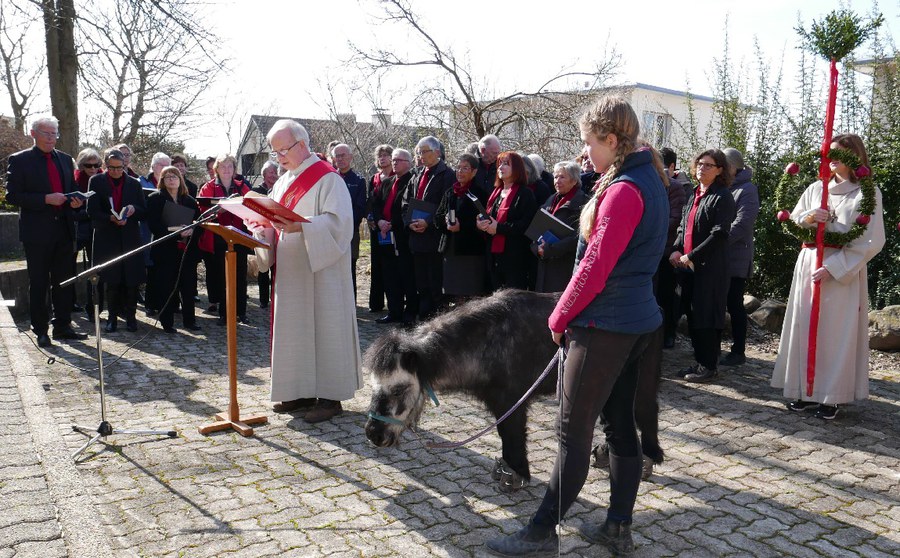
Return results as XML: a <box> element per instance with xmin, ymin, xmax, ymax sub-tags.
<box><xmin>569</xmin><ymin>150</ymin><xmax>668</xmax><ymax>334</ymax></box>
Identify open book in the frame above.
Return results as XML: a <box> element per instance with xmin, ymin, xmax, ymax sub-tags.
<box><xmin>218</xmin><ymin>196</ymin><xmax>309</xmax><ymax>228</ymax></box>
<box><xmin>65</xmin><ymin>190</ymin><xmax>95</xmax><ymax>201</ymax></box>
<box><xmin>110</xmin><ymin>197</ymin><xmax>127</xmax><ymax>220</ymax></box>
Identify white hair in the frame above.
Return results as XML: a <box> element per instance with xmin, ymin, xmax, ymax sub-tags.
<box><xmin>150</xmin><ymin>152</ymin><xmax>171</xmax><ymax>170</ymax></box>
<box><xmin>332</xmin><ymin>143</ymin><xmax>352</xmax><ymax>156</ymax></box>
<box><xmin>478</xmin><ymin>134</ymin><xmax>500</xmax><ymax>149</ymax></box>
<box><xmin>261</xmin><ymin>160</ymin><xmax>279</xmax><ymax>174</ymax></box>
<box><xmin>416</xmin><ymin>136</ymin><xmax>442</xmax><ymax>155</ymax></box>
<box><xmin>267</xmin><ymin>119</ymin><xmax>310</xmax><ymax>146</ymax></box>
<box><xmin>31</xmin><ymin>115</ymin><xmax>59</xmax><ymax>132</ymax></box>
<box><xmin>392</xmin><ymin>148</ymin><xmax>412</xmax><ymax>161</ymax></box>
<box><xmin>527</xmin><ymin>154</ymin><xmax>546</xmax><ymax>174</ymax></box>
<box><xmin>553</xmin><ymin>161</ymin><xmax>581</xmax><ymax>185</ymax></box>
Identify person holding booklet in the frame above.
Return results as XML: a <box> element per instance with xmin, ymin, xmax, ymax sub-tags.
<box><xmin>146</xmin><ymin>166</ymin><xmax>201</xmax><ymax>333</ymax></box>
<box><xmin>87</xmin><ymin>148</ymin><xmax>147</xmax><ymax>333</ymax></box>
<box><xmin>433</xmin><ymin>153</ymin><xmax>487</xmax><ymax>299</ymax></box>
<box><xmin>249</xmin><ymin>119</ymin><xmax>362</xmax><ymax>424</ymax></box>
<box><xmin>476</xmin><ymin>151</ymin><xmax>538</xmax><ymax>291</ymax></box>
<box><xmin>197</xmin><ymin>154</ymin><xmax>252</xmax><ymax>325</ymax></box>
<box><xmin>530</xmin><ymin>160</ymin><xmax>587</xmax><ymax>293</ymax></box>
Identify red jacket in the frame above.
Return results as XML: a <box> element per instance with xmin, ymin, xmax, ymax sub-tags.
<box><xmin>197</xmin><ymin>178</ymin><xmax>251</xmax><ymax>253</ymax></box>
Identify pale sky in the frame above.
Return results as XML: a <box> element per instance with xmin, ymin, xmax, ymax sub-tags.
<box><xmin>4</xmin><ymin>0</ymin><xmax>899</xmax><ymax>157</ymax></box>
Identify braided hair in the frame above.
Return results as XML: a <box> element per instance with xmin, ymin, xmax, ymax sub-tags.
<box><xmin>578</xmin><ymin>96</ymin><xmax>641</xmax><ymax>239</ymax></box>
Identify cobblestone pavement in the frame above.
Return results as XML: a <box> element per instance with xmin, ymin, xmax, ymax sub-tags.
<box><xmin>3</xmin><ymin>256</ymin><xmax>899</xmax><ymax>557</ymax></box>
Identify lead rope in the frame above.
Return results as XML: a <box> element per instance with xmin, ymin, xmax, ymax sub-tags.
<box><xmin>557</xmin><ymin>336</ymin><xmax>566</xmax><ymax>557</ymax></box>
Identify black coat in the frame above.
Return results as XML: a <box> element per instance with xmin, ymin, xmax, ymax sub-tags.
<box><xmin>487</xmin><ymin>185</ymin><xmax>538</xmax><ymax>287</ymax></box>
<box><xmin>434</xmin><ymin>185</ymin><xmax>487</xmax><ymax>257</ymax></box>
<box><xmin>472</xmin><ymin>157</ymin><xmax>497</xmax><ymax>199</ymax></box>
<box><xmin>146</xmin><ymin>190</ymin><xmax>200</xmax><ymax>307</ymax></box>
<box><xmin>528</xmin><ymin>179</ymin><xmax>554</xmax><ymax>206</ymax></box>
<box><xmin>5</xmin><ymin>146</ymin><xmax>78</xmax><ymax>244</ymax></box>
<box><xmin>673</xmin><ymin>183</ymin><xmax>736</xmax><ymax>329</ymax></box>
<box><xmin>402</xmin><ymin>161</ymin><xmax>455</xmax><ymax>253</ymax></box>
<box><xmin>531</xmin><ymin>189</ymin><xmax>587</xmax><ymax>293</ymax></box>
<box><xmin>87</xmin><ymin>173</ymin><xmax>147</xmax><ymax>285</ymax></box>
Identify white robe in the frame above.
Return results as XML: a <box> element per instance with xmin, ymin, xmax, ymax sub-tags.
<box><xmin>254</xmin><ymin>154</ymin><xmax>363</xmax><ymax>402</ymax></box>
<box><xmin>771</xmin><ymin>179</ymin><xmax>885</xmax><ymax>404</ymax></box>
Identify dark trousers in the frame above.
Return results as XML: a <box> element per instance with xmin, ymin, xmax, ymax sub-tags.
<box><xmin>106</xmin><ymin>282</ymin><xmax>138</xmax><ymax>322</ymax></box>
<box><xmin>210</xmin><ymin>242</ymin><xmax>248</xmax><ymax>319</ymax></box>
<box><xmin>368</xmin><ymin>232</ymin><xmax>385</xmax><ymax>311</ymax></box>
<box><xmin>155</xmin><ymin>250</ymin><xmax>198</xmax><ymax>329</ymax></box>
<box><xmin>413</xmin><ymin>251</ymin><xmax>443</xmax><ymax>320</ymax></box>
<box><xmin>23</xmin><ymin>224</ymin><xmax>75</xmax><ymax>335</ymax></box>
<box><xmin>381</xmin><ymin>243</ymin><xmax>418</xmax><ymax>322</ymax></box>
<box><xmin>726</xmin><ymin>276</ymin><xmax>748</xmax><ymax>355</ymax></box>
<box><xmin>258</xmin><ymin>271</ymin><xmax>271</xmax><ymax>307</ymax></box>
<box><xmin>79</xmin><ymin>241</ymin><xmax>104</xmax><ymax>316</ymax></box>
<box><xmin>487</xmin><ymin>252</ymin><xmax>528</xmax><ymax>291</ymax></box>
<box><xmin>655</xmin><ymin>258</ymin><xmax>679</xmax><ymax>341</ymax></box>
<box><xmin>533</xmin><ymin>327</ymin><xmax>651</xmax><ymax>527</ymax></box>
<box><xmin>679</xmin><ymin>271</ymin><xmax>722</xmax><ymax>369</ymax></box>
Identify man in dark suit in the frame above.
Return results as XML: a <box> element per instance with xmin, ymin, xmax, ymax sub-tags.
<box><xmin>402</xmin><ymin>136</ymin><xmax>455</xmax><ymax>321</ymax></box>
<box><xmin>332</xmin><ymin>143</ymin><xmax>367</xmax><ymax>299</ymax></box>
<box><xmin>6</xmin><ymin>116</ymin><xmax>88</xmax><ymax>347</ymax></box>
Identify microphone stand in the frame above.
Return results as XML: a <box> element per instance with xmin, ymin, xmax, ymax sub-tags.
<box><xmin>61</xmin><ymin>210</ymin><xmax>222</xmax><ymax>461</ymax></box>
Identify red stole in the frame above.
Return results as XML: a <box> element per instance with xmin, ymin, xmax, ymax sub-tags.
<box><xmin>45</xmin><ymin>152</ymin><xmax>63</xmax><ymax>195</ymax></box>
<box><xmin>486</xmin><ymin>184</ymin><xmax>520</xmax><ymax>254</ymax></box>
<box><xmin>684</xmin><ymin>187</ymin><xmax>707</xmax><ymax>254</ymax></box>
<box><xmin>108</xmin><ymin>174</ymin><xmax>125</xmax><ymax>212</ymax></box>
<box><xmin>415</xmin><ymin>167</ymin><xmax>431</xmax><ymax>200</ymax></box>
<box><xmin>452</xmin><ymin>181</ymin><xmax>471</xmax><ymax>198</ymax></box>
<box><xmin>382</xmin><ymin>174</ymin><xmax>405</xmax><ymax>221</ymax></box>
<box><xmin>550</xmin><ymin>188</ymin><xmax>576</xmax><ymax>215</ymax></box>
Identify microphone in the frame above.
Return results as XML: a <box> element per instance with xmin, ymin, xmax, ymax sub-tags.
<box><xmin>196</xmin><ymin>192</ymin><xmax>241</xmax><ymax>221</ymax></box>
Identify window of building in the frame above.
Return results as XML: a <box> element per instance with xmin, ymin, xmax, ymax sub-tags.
<box><xmin>642</xmin><ymin>111</ymin><xmax>672</xmax><ymax>148</ymax></box>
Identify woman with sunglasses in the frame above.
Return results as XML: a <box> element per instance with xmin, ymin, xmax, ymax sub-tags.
<box><xmin>74</xmin><ymin>149</ymin><xmax>103</xmax><ymax>320</ymax></box>
<box><xmin>668</xmin><ymin>149</ymin><xmax>736</xmax><ymax>383</ymax></box>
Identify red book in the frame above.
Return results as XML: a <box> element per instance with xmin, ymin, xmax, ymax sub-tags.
<box><xmin>218</xmin><ymin>196</ymin><xmax>309</xmax><ymax>227</ymax></box>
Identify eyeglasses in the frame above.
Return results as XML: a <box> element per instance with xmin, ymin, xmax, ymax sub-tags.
<box><xmin>696</xmin><ymin>162</ymin><xmax>719</xmax><ymax>169</ymax></box>
<box><xmin>106</xmin><ymin>165</ymin><xmax>125</xmax><ymax>171</ymax></box>
<box><xmin>35</xmin><ymin>129</ymin><xmax>59</xmax><ymax>139</ymax></box>
<box><xmin>416</xmin><ymin>148</ymin><xmax>433</xmax><ymax>156</ymax></box>
<box><xmin>391</xmin><ymin>158</ymin><xmax>410</xmax><ymax>164</ymax></box>
<box><xmin>269</xmin><ymin>140</ymin><xmax>301</xmax><ymax>158</ymax></box>
<box><xmin>163</xmin><ymin>174</ymin><xmax>181</xmax><ymax>180</ymax></box>
<box><xmin>82</xmin><ymin>163</ymin><xmax>101</xmax><ymax>169</ymax></box>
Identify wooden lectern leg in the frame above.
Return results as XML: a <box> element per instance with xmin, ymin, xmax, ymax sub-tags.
<box><xmin>198</xmin><ymin>413</ymin><xmax>268</xmax><ymax>437</ymax></box>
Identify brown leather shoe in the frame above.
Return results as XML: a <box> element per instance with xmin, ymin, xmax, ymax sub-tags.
<box><xmin>272</xmin><ymin>398</ymin><xmax>317</xmax><ymax>413</ymax></box>
<box><xmin>303</xmin><ymin>401</ymin><xmax>343</xmax><ymax>423</ymax></box>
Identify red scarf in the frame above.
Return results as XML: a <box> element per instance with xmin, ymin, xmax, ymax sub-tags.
<box><xmin>108</xmin><ymin>173</ymin><xmax>125</xmax><ymax>212</ymax></box>
<box><xmin>550</xmin><ymin>188</ymin><xmax>576</xmax><ymax>215</ymax></box>
<box><xmin>486</xmin><ymin>184</ymin><xmax>520</xmax><ymax>253</ymax></box>
<box><xmin>452</xmin><ymin>180</ymin><xmax>471</xmax><ymax>197</ymax></box>
<box><xmin>74</xmin><ymin>169</ymin><xmax>91</xmax><ymax>193</ymax></box>
<box><xmin>382</xmin><ymin>174</ymin><xmax>405</xmax><ymax>221</ymax></box>
<box><xmin>416</xmin><ymin>167</ymin><xmax>431</xmax><ymax>200</ymax></box>
<box><xmin>372</xmin><ymin>169</ymin><xmax>393</xmax><ymax>195</ymax></box>
<box><xmin>683</xmin><ymin>186</ymin><xmax>707</xmax><ymax>254</ymax></box>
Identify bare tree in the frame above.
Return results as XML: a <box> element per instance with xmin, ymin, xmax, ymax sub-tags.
<box><xmin>41</xmin><ymin>0</ymin><xmax>78</xmax><ymax>155</ymax></box>
<box><xmin>349</xmin><ymin>0</ymin><xmax>620</xmax><ymax>159</ymax></box>
<box><xmin>0</xmin><ymin>1</ymin><xmax>44</xmax><ymax>133</ymax></box>
<box><xmin>77</xmin><ymin>0</ymin><xmax>222</xmax><ymax>151</ymax></box>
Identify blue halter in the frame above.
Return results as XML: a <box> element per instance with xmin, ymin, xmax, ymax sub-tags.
<box><xmin>367</xmin><ymin>381</ymin><xmax>439</xmax><ymax>426</ymax></box>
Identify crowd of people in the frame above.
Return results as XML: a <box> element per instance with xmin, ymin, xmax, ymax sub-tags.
<box><xmin>6</xmin><ymin>102</ymin><xmax>886</xmax><ymax>555</ymax></box>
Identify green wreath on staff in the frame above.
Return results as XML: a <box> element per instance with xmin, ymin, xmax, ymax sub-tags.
<box><xmin>774</xmin><ymin>147</ymin><xmax>876</xmax><ymax>247</ymax></box>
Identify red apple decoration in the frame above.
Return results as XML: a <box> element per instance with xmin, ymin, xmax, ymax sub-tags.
<box><xmin>855</xmin><ymin>165</ymin><xmax>870</xmax><ymax>178</ymax></box>
<box><xmin>785</xmin><ymin>162</ymin><xmax>800</xmax><ymax>175</ymax></box>
<box><xmin>777</xmin><ymin>210</ymin><xmax>791</xmax><ymax>222</ymax></box>
<box><xmin>896</xmin><ymin>221</ymin><xmax>900</xmax><ymax>232</ymax></box>
<box><xmin>856</xmin><ymin>214</ymin><xmax>870</xmax><ymax>225</ymax></box>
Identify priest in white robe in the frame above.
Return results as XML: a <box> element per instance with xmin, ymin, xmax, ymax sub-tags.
<box><xmin>252</xmin><ymin>119</ymin><xmax>362</xmax><ymax>423</ymax></box>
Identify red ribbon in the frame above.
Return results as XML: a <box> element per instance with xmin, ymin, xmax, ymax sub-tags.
<box><xmin>807</xmin><ymin>58</ymin><xmax>839</xmax><ymax>397</ymax></box>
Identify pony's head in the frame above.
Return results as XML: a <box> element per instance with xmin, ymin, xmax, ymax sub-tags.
<box><xmin>363</xmin><ymin>332</ymin><xmax>428</xmax><ymax>447</ymax></box>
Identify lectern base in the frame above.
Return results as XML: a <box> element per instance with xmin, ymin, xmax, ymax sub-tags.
<box><xmin>198</xmin><ymin>412</ymin><xmax>268</xmax><ymax>437</ymax></box>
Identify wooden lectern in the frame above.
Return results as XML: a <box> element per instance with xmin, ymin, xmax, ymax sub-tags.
<box><xmin>198</xmin><ymin>224</ymin><xmax>269</xmax><ymax>437</ymax></box>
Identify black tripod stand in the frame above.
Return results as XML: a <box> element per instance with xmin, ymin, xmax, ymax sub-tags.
<box><xmin>61</xmin><ymin>212</ymin><xmax>221</xmax><ymax>461</ymax></box>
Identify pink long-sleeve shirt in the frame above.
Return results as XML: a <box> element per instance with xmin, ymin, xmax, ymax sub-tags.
<box><xmin>548</xmin><ymin>181</ymin><xmax>644</xmax><ymax>332</ymax></box>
